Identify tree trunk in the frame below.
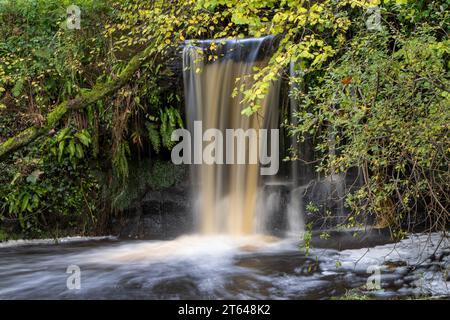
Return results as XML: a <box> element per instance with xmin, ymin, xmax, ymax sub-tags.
<box><xmin>0</xmin><ymin>45</ymin><xmax>155</xmax><ymax>159</ymax></box>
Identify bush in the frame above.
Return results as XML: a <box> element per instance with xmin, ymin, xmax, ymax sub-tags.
<box><xmin>289</xmin><ymin>2</ymin><xmax>449</xmax><ymax>234</ymax></box>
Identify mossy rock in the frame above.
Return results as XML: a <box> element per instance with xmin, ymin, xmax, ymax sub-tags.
<box><xmin>148</xmin><ymin>160</ymin><xmax>186</xmax><ymax>191</ymax></box>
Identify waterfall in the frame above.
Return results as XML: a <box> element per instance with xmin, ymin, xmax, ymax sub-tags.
<box><xmin>182</xmin><ymin>36</ymin><xmax>280</xmax><ymax>235</ymax></box>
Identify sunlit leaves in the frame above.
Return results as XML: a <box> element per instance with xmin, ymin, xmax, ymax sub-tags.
<box><xmin>289</xmin><ymin>12</ymin><xmax>449</xmax><ymax>231</ymax></box>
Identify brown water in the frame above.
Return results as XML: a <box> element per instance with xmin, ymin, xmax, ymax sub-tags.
<box><xmin>183</xmin><ymin>36</ymin><xmax>280</xmax><ymax>235</ymax></box>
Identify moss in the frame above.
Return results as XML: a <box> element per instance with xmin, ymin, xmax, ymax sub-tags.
<box><xmin>333</xmin><ymin>289</ymin><xmax>441</xmax><ymax>300</ymax></box>
<box><xmin>46</xmin><ymin>101</ymin><xmax>68</xmax><ymax>127</ymax></box>
<box><xmin>0</xmin><ymin>126</ymin><xmax>41</xmax><ymax>157</ymax></box>
<box><xmin>148</xmin><ymin>160</ymin><xmax>186</xmax><ymax>191</ymax></box>
<box><xmin>108</xmin><ymin>159</ymin><xmax>187</xmax><ymax>210</ymax></box>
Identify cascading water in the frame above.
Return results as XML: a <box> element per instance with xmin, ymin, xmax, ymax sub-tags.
<box><xmin>182</xmin><ymin>36</ymin><xmax>281</xmax><ymax>235</ymax></box>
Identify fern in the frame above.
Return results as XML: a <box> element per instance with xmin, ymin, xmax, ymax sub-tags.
<box><xmin>145</xmin><ymin>121</ymin><xmax>161</xmax><ymax>153</ymax></box>
<box><xmin>11</xmin><ymin>79</ymin><xmax>24</xmax><ymax>97</ymax></box>
<box><xmin>112</xmin><ymin>142</ymin><xmax>130</xmax><ymax>179</ymax></box>
<box><xmin>159</xmin><ymin>107</ymin><xmax>183</xmax><ymax>149</ymax></box>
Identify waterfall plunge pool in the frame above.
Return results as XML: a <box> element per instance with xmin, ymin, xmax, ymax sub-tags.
<box><xmin>0</xmin><ymin>233</ymin><xmax>448</xmax><ymax>299</ymax></box>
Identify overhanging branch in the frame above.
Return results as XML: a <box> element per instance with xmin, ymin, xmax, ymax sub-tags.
<box><xmin>0</xmin><ymin>45</ymin><xmax>155</xmax><ymax>159</ymax></box>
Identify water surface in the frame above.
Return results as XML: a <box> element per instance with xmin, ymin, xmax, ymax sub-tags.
<box><xmin>0</xmin><ymin>234</ymin><xmax>448</xmax><ymax>299</ymax></box>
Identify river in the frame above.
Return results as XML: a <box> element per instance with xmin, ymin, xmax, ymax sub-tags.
<box><xmin>0</xmin><ymin>233</ymin><xmax>448</xmax><ymax>299</ymax></box>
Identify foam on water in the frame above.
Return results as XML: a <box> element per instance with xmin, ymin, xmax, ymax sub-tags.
<box><xmin>73</xmin><ymin>234</ymin><xmax>293</xmax><ymax>265</ymax></box>
<box><xmin>0</xmin><ymin>232</ymin><xmax>448</xmax><ymax>299</ymax></box>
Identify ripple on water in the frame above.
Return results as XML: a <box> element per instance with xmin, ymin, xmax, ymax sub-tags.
<box><xmin>0</xmin><ymin>232</ymin><xmax>448</xmax><ymax>299</ymax></box>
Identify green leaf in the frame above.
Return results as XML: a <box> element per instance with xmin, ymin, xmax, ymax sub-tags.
<box><xmin>12</xmin><ymin>79</ymin><xmax>24</xmax><ymax>97</ymax></box>
<box><xmin>32</xmin><ymin>194</ymin><xmax>40</xmax><ymax>208</ymax></box>
<box><xmin>75</xmin><ymin>130</ymin><xmax>91</xmax><ymax>146</ymax></box>
<box><xmin>20</xmin><ymin>193</ymin><xmax>30</xmax><ymax>213</ymax></box>
<box><xmin>68</xmin><ymin>140</ymin><xmax>76</xmax><ymax>158</ymax></box>
<box><xmin>146</xmin><ymin>122</ymin><xmax>161</xmax><ymax>154</ymax></box>
<box><xmin>75</xmin><ymin>143</ymin><xmax>84</xmax><ymax>159</ymax></box>
<box><xmin>58</xmin><ymin>140</ymin><xmax>66</xmax><ymax>162</ymax></box>
<box><xmin>56</xmin><ymin>128</ymin><xmax>71</xmax><ymax>142</ymax></box>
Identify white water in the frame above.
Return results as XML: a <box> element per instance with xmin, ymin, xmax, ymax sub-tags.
<box><xmin>0</xmin><ymin>233</ymin><xmax>448</xmax><ymax>299</ymax></box>
<box><xmin>75</xmin><ymin>234</ymin><xmax>288</xmax><ymax>265</ymax></box>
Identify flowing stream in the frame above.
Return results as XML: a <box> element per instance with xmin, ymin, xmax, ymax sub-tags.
<box><xmin>0</xmin><ymin>233</ymin><xmax>448</xmax><ymax>299</ymax></box>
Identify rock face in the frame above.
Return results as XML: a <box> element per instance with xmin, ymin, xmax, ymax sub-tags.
<box><xmin>115</xmin><ymin>176</ymin><xmax>361</xmax><ymax>240</ymax></box>
<box><xmin>310</xmin><ymin>227</ymin><xmax>395</xmax><ymax>250</ymax></box>
<box><xmin>114</xmin><ymin>175</ymin><xmax>365</xmax><ymax>239</ymax></box>
<box><xmin>114</xmin><ymin>184</ymin><xmax>194</xmax><ymax>240</ymax></box>
<box><xmin>112</xmin><ymin>159</ymin><xmax>364</xmax><ymax>240</ymax></box>
<box><xmin>261</xmin><ymin>169</ymin><xmax>365</xmax><ymax>237</ymax></box>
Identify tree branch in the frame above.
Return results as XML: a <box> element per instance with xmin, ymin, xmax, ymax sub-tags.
<box><xmin>0</xmin><ymin>45</ymin><xmax>155</xmax><ymax>159</ymax></box>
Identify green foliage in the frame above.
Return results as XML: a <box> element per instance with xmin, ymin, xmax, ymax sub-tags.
<box><xmin>0</xmin><ymin>229</ymin><xmax>6</xmax><ymax>241</ymax></box>
<box><xmin>1</xmin><ymin>0</ymin><xmax>448</xmax><ymax>238</ymax></box>
<box><xmin>46</xmin><ymin>128</ymin><xmax>92</xmax><ymax>164</ymax></box>
<box><xmin>159</xmin><ymin>107</ymin><xmax>184</xmax><ymax>149</ymax></box>
<box><xmin>109</xmin><ymin>0</ymin><xmax>378</xmax><ymax>116</ymax></box>
<box><xmin>144</xmin><ymin>106</ymin><xmax>184</xmax><ymax>155</ymax></box>
<box><xmin>148</xmin><ymin>160</ymin><xmax>186</xmax><ymax>191</ymax></box>
<box><xmin>112</xmin><ymin>141</ymin><xmax>130</xmax><ymax>179</ymax></box>
<box><xmin>300</xmin><ymin>223</ymin><xmax>313</xmax><ymax>256</ymax></box>
<box><xmin>3</xmin><ymin>182</ymin><xmax>46</xmax><ymax>230</ymax></box>
<box><xmin>0</xmin><ymin>151</ymin><xmax>99</xmax><ymax>236</ymax></box>
<box><xmin>145</xmin><ymin>122</ymin><xmax>161</xmax><ymax>154</ymax></box>
<box><xmin>289</xmin><ymin>1</ymin><xmax>449</xmax><ymax>232</ymax></box>
<box><xmin>0</xmin><ymin>0</ymin><xmax>111</xmax><ymax>129</ymax></box>
<box><xmin>319</xmin><ymin>231</ymin><xmax>330</xmax><ymax>240</ymax></box>
<box><xmin>0</xmin><ymin>0</ymin><xmax>110</xmax><ymax>237</ymax></box>
<box><xmin>306</xmin><ymin>202</ymin><xmax>320</xmax><ymax>214</ymax></box>
<box><xmin>0</xmin><ymin>0</ymin><xmax>186</xmax><ymax>237</ymax></box>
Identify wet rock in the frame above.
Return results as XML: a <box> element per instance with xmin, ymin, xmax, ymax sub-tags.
<box><xmin>380</xmin><ymin>273</ymin><xmax>402</xmax><ymax>283</ymax></box>
<box><xmin>393</xmin><ymin>266</ymin><xmax>409</xmax><ymax>276</ymax></box>
<box><xmin>258</xmin><ymin>169</ymin><xmax>364</xmax><ymax>237</ymax></box>
<box><xmin>118</xmin><ymin>185</ymin><xmax>194</xmax><ymax>240</ymax></box>
<box><xmin>427</xmin><ymin>264</ymin><xmax>441</xmax><ymax>272</ymax></box>
<box><xmin>431</xmin><ymin>253</ymin><xmax>444</xmax><ymax>262</ymax></box>
<box><xmin>403</xmin><ymin>274</ymin><xmax>420</xmax><ymax>282</ymax></box>
<box><xmin>396</xmin><ymin>287</ymin><xmax>414</xmax><ymax>295</ymax></box>
<box><xmin>258</xmin><ymin>184</ymin><xmax>290</xmax><ymax>237</ymax></box>
<box><xmin>394</xmin><ymin>279</ymin><xmax>404</xmax><ymax>286</ymax></box>
<box><xmin>384</xmin><ymin>260</ymin><xmax>407</xmax><ymax>269</ymax></box>
<box><xmin>142</xmin><ymin>214</ymin><xmax>163</xmax><ymax>237</ymax></box>
<box><xmin>311</xmin><ymin>227</ymin><xmax>395</xmax><ymax>250</ymax></box>
<box><xmin>343</xmin><ymin>273</ymin><xmax>356</xmax><ymax>282</ymax></box>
